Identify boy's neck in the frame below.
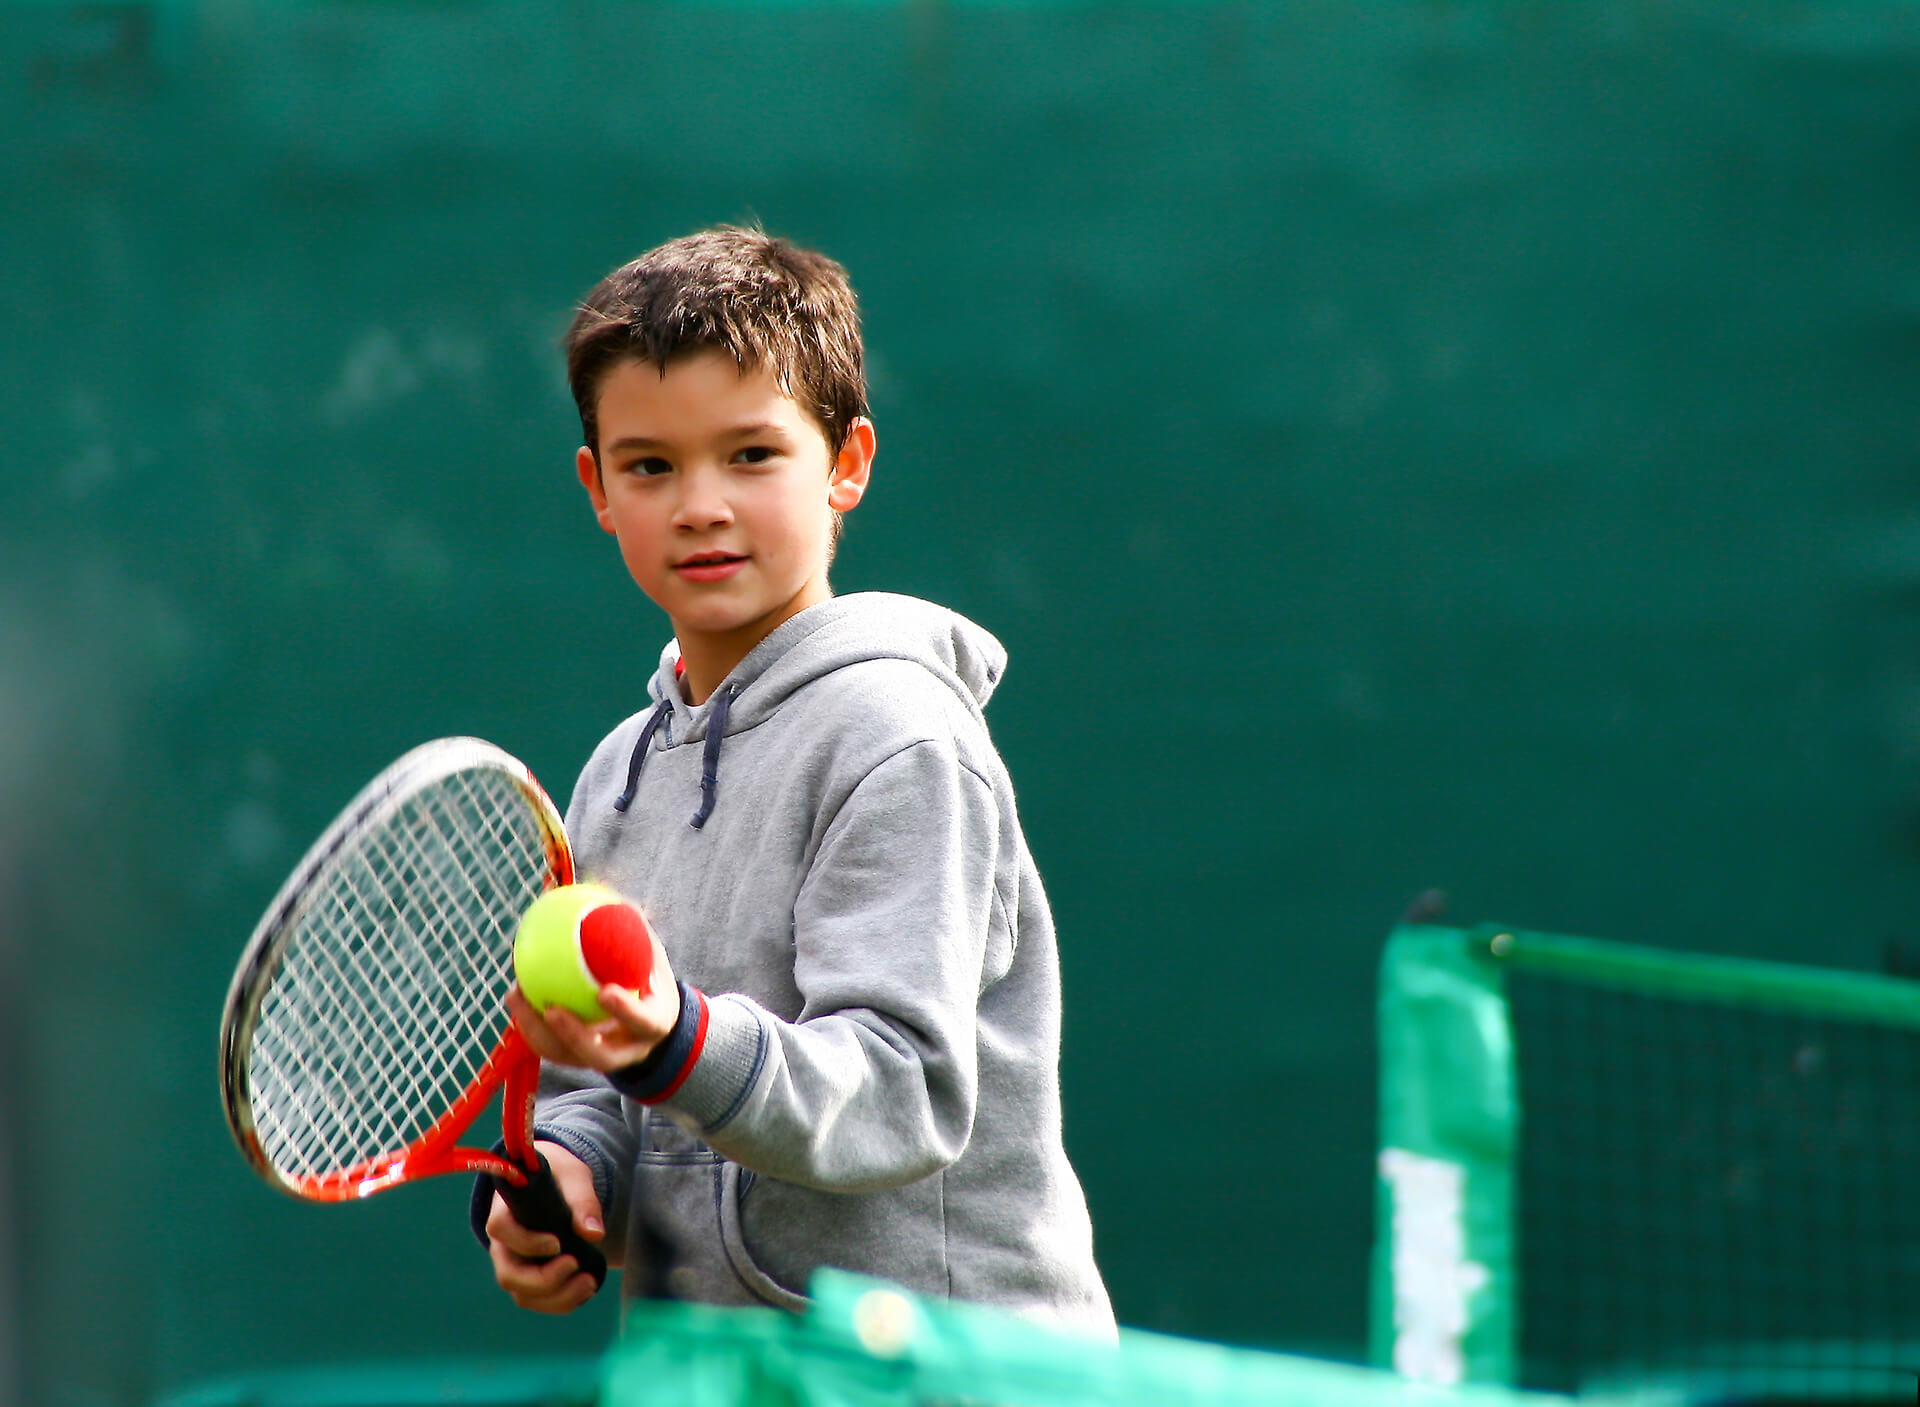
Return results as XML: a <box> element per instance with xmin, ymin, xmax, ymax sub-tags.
<box><xmin>672</xmin><ymin>588</ymin><xmax>832</xmax><ymax>705</ymax></box>
<box><xmin>675</xmin><ymin>636</ymin><xmax>743</xmax><ymax>706</ymax></box>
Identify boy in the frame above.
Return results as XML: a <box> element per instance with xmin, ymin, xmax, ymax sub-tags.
<box><xmin>475</xmin><ymin>228</ymin><xmax>1114</xmax><ymax>1335</ymax></box>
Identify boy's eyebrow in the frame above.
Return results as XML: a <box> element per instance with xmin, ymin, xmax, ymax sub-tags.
<box><xmin>605</xmin><ymin>422</ymin><xmax>790</xmax><ymax>452</ymax></box>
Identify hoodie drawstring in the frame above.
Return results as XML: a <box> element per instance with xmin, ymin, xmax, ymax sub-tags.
<box><xmin>689</xmin><ymin>683</ymin><xmax>737</xmax><ymax>829</ymax></box>
<box><xmin>613</xmin><ymin>700</ymin><xmax>672</xmax><ymax>813</ymax></box>
<box><xmin>612</xmin><ymin>683</ymin><xmax>738</xmax><ymax>826</ymax></box>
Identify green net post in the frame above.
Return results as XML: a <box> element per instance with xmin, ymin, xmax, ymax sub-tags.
<box><xmin>1370</xmin><ymin>925</ymin><xmax>1518</xmax><ymax>1386</ymax></box>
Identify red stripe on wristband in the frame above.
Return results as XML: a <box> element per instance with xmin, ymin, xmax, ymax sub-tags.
<box><xmin>647</xmin><ymin>988</ymin><xmax>708</xmax><ymax>1103</ymax></box>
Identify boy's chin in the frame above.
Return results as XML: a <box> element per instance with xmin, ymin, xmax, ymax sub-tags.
<box><xmin>661</xmin><ymin>601</ymin><xmax>780</xmax><ymax>643</ymax></box>
<box><xmin>667</xmin><ymin>582</ymin><xmax>831</xmax><ymax>639</ymax></box>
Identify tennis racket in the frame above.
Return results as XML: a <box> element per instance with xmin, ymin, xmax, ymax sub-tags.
<box><xmin>219</xmin><ymin>735</ymin><xmax>608</xmax><ymax>1287</ymax></box>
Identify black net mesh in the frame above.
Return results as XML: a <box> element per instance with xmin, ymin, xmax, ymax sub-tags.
<box><xmin>1506</xmin><ymin>967</ymin><xmax>1920</xmax><ymax>1403</ymax></box>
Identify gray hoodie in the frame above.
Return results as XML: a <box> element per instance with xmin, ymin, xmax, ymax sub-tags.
<box><xmin>526</xmin><ymin>592</ymin><xmax>1113</xmax><ymax>1333</ymax></box>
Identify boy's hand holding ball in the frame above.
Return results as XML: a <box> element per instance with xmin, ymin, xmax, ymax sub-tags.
<box><xmin>511</xmin><ymin>883</ymin><xmax>680</xmax><ymax>1071</ymax></box>
<box><xmin>514</xmin><ymin>882</ymin><xmax>651</xmax><ymax>1020</ymax></box>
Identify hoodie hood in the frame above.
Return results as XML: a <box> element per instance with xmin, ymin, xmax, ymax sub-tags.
<box><xmin>614</xmin><ymin>593</ymin><xmax>1008</xmax><ymax>825</ymax></box>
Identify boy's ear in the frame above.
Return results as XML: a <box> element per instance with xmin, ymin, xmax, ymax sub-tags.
<box><xmin>576</xmin><ymin>446</ymin><xmax>616</xmax><ymax>534</ymax></box>
<box><xmin>828</xmin><ymin>417</ymin><xmax>876</xmax><ymax>513</ymax></box>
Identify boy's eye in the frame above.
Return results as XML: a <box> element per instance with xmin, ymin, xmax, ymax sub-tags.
<box><xmin>734</xmin><ymin>445</ymin><xmax>775</xmax><ymax>465</ymax></box>
<box><xmin>631</xmin><ymin>457</ymin><xmax>672</xmax><ymax>477</ymax></box>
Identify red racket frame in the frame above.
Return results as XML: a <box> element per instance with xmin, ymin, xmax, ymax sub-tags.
<box><xmin>285</xmin><ymin>1023</ymin><xmax>549</xmax><ymax>1201</ymax></box>
<box><xmin>222</xmin><ymin>737</ymin><xmax>575</xmax><ymax>1204</ymax></box>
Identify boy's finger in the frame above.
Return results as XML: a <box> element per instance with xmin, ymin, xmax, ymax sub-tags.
<box><xmin>596</xmin><ymin>983</ymin><xmax>646</xmax><ymax>1024</ymax></box>
<box><xmin>507</xmin><ymin>989</ymin><xmax>569</xmax><ymax>1059</ymax></box>
<box><xmin>505</xmin><ymin>985</ymin><xmax>539</xmax><ymax>1025</ymax></box>
<box><xmin>493</xmin><ymin>1239</ymin><xmax>598</xmax><ymax>1313</ymax></box>
<box><xmin>487</xmin><ymin>1190</ymin><xmax>591</xmax><ymax>1261</ymax></box>
<box><xmin>502</xmin><ymin>1225</ymin><xmax>563</xmax><ymax>1260</ymax></box>
<box><xmin>541</xmin><ymin>1003</ymin><xmax>591</xmax><ymax>1041</ymax></box>
<box><xmin>537</xmin><ymin>1145</ymin><xmax>607</xmax><ymax>1241</ymax></box>
<box><xmin>598</xmin><ymin>978</ymin><xmax>681</xmax><ymax>1050</ymax></box>
<box><xmin>495</xmin><ymin>1246</ymin><xmax>580</xmax><ymax>1301</ymax></box>
<box><xmin>525</xmin><ymin>999</ymin><xmax>655</xmax><ymax>1073</ymax></box>
<box><xmin>505</xmin><ymin>988</ymin><xmax>552</xmax><ymax>1043</ymax></box>
<box><xmin>497</xmin><ymin>1243</ymin><xmax>574</xmax><ymax>1285</ymax></box>
<box><xmin>486</xmin><ymin>1208</ymin><xmax>561</xmax><ymax>1261</ymax></box>
<box><xmin>517</xmin><ymin>1270</ymin><xmax>600</xmax><ymax>1315</ymax></box>
<box><xmin>558</xmin><ymin>1271</ymin><xmax>601</xmax><ymax>1310</ymax></box>
<box><xmin>539</xmin><ymin>1005</ymin><xmax>623</xmax><ymax>1066</ymax></box>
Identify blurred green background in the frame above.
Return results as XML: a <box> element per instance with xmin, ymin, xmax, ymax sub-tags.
<box><xmin>3</xmin><ymin>1</ymin><xmax>1918</xmax><ymax>1403</ymax></box>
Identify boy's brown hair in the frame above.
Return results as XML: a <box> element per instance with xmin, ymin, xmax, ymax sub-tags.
<box><xmin>565</xmin><ymin>227</ymin><xmax>868</xmax><ymax>462</ymax></box>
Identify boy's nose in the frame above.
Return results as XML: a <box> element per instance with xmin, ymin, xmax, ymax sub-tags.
<box><xmin>673</xmin><ymin>472</ymin><xmax>734</xmax><ymax>530</ymax></box>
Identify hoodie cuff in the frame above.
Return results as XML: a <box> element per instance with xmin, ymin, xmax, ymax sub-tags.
<box><xmin>649</xmin><ymin>993</ymin><xmax>769</xmax><ymax>1132</ymax></box>
<box><xmin>608</xmin><ymin>983</ymin><xmax>709</xmax><ymax>1103</ymax></box>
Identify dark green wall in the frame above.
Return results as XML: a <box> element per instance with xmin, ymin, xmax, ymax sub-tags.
<box><xmin>4</xmin><ymin>2</ymin><xmax>1919</xmax><ymax>1402</ymax></box>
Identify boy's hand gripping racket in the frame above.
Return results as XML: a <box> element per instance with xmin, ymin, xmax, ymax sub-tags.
<box><xmin>219</xmin><ymin>736</ymin><xmax>612</xmax><ymax>1287</ymax></box>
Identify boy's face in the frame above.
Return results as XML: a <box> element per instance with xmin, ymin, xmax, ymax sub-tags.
<box><xmin>577</xmin><ymin>350</ymin><xmax>871</xmax><ymax>675</ymax></box>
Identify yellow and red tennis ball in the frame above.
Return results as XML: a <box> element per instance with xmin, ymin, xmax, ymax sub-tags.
<box><xmin>512</xmin><ymin>882</ymin><xmax>654</xmax><ymax>1022</ymax></box>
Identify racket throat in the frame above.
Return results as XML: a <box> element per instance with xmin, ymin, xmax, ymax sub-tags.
<box><xmin>498</xmin><ymin>1026</ymin><xmax>544</xmax><ymax>1170</ymax></box>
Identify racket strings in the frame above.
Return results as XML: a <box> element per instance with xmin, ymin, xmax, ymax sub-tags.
<box><xmin>247</xmin><ymin>767</ymin><xmax>554</xmax><ymax>1181</ymax></box>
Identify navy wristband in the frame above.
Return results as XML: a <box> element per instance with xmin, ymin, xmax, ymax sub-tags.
<box><xmin>608</xmin><ymin>982</ymin><xmax>707</xmax><ymax>1103</ymax></box>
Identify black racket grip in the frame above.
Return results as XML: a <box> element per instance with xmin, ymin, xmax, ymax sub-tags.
<box><xmin>499</xmin><ymin>1152</ymin><xmax>608</xmax><ymax>1289</ymax></box>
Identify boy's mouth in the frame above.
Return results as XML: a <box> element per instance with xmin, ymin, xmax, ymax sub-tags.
<box><xmin>674</xmin><ymin>551</ymin><xmax>748</xmax><ymax>582</ymax></box>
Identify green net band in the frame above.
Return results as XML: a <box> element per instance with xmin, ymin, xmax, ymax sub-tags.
<box><xmin>602</xmin><ymin>1271</ymin><xmax>1574</xmax><ymax>1407</ymax></box>
<box><xmin>1479</xmin><ymin>926</ymin><xmax>1920</xmax><ymax>1032</ymax></box>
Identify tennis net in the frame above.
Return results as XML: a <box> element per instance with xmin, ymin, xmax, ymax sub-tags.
<box><xmin>1373</xmin><ymin>924</ymin><xmax>1920</xmax><ymax>1404</ymax></box>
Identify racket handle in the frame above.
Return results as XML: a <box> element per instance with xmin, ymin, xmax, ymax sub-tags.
<box><xmin>500</xmin><ymin>1151</ymin><xmax>608</xmax><ymax>1289</ymax></box>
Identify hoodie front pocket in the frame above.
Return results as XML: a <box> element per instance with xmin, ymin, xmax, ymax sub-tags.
<box><xmin>717</xmin><ymin>1160</ymin><xmax>809</xmax><ymax>1311</ymax></box>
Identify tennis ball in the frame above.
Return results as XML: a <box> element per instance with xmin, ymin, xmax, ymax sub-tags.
<box><xmin>513</xmin><ymin>883</ymin><xmax>654</xmax><ymax>1022</ymax></box>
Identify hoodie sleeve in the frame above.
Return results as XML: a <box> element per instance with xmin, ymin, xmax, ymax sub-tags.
<box><xmin>643</xmin><ymin>736</ymin><xmax>1001</xmax><ymax>1193</ymax></box>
